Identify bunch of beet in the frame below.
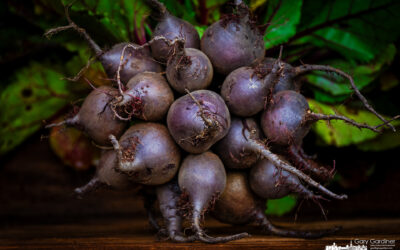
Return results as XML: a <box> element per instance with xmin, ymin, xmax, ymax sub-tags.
<box><xmin>44</xmin><ymin>0</ymin><xmax>397</xmax><ymax>244</ymax></box>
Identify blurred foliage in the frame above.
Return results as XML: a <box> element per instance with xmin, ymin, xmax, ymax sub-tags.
<box><xmin>265</xmin><ymin>196</ymin><xmax>297</xmax><ymax>216</ymax></box>
<box><xmin>0</xmin><ymin>0</ymin><xmax>399</xmax><ymax>216</ymax></box>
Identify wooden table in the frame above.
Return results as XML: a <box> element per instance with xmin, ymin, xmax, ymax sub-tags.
<box><xmin>1</xmin><ymin>217</ymin><xmax>399</xmax><ymax>249</ymax></box>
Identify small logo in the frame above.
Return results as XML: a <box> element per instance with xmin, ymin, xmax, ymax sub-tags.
<box><xmin>325</xmin><ymin>241</ymin><xmax>367</xmax><ymax>250</ymax></box>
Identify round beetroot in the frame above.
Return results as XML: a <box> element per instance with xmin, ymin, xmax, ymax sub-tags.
<box><xmin>212</xmin><ymin>171</ymin><xmax>340</xmax><ymax>238</ymax></box>
<box><xmin>167</xmin><ymin>90</ymin><xmax>230</xmax><ymax>154</ymax></box>
<box><xmin>116</xmin><ymin>72</ymin><xmax>174</xmax><ymax>121</ymax></box>
<box><xmin>147</xmin><ymin>0</ymin><xmax>200</xmax><ymax>62</ymax></box>
<box><xmin>178</xmin><ymin>151</ymin><xmax>248</xmax><ymax>243</ymax></box>
<box><xmin>166</xmin><ymin>46</ymin><xmax>213</xmax><ymax>94</ymax></box>
<box><xmin>110</xmin><ymin>123</ymin><xmax>180</xmax><ymax>186</ymax></box>
<box><xmin>201</xmin><ymin>2</ymin><xmax>264</xmax><ymax>75</ymax></box>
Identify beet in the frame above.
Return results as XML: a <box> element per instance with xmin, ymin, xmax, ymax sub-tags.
<box><xmin>213</xmin><ymin>117</ymin><xmax>347</xmax><ymax>200</ymax></box>
<box><xmin>214</xmin><ymin>117</ymin><xmax>261</xmax><ymax>169</ymax></box>
<box><xmin>252</xmin><ymin>57</ymin><xmax>297</xmax><ymax>93</ymax></box>
<box><xmin>261</xmin><ymin>90</ymin><xmax>380</xmax><ymax>180</ymax></box>
<box><xmin>221</xmin><ymin>67</ymin><xmax>269</xmax><ymax>117</ymax></box>
<box><xmin>156</xmin><ymin>180</ymin><xmax>196</xmax><ymax>242</ymax></box>
<box><xmin>167</xmin><ymin>90</ymin><xmax>230</xmax><ymax>154</ymax></box>
<box><xmin>47</xmin><ymin>86</ymin><xmax>127</xmax><ymax>146</ymax></box>
<box><xmin>115</xmin><ymin>72</ymin><xmax>174</xmax><ymax>121</ymax></box>
<box><xmin>178</xmin><ymin>151</ymin><xmax>249</xmax><ymax>243</ymax></box>
<box><xmin>252</xmin><ymin>58</ymin><xmax>396</xmax><ymax>130</ymax></box>
<box><xmin>100</xmin><ymin>43</ymin><xmax>162</xmax><ymax>84</ymax></box>
<box><xmin>261</xmin><ymin>90</ymin><xmax>380</xmax><ymax>147</ymax></box>
<box><xmin>249</xmin><ymin>159</ymin><xmax>318</xmax><ymax>200</ymax></box>
<box><xmin>147</xmin><ymin>0</ymin><xmax>200</xmax><ymax>63</ymax></box>
<box><xmin>166</xmin><ymin>45</ymin><xmax>213</xmax><ymax>94</ymax></box>
<box><xmin>201</xmin><ymin>1</ymin><xmax>265</xmax><ymax>75</ymax></box>
<box><xmin>45</xmin><ymin>8</ymin><xmax>162</xmax><ymax>84</ymax></box>
<box><xmin>109</xmin><ymin>123</ymin><xmax>180</xmax><ymax>185</ymax></box>
<box><xmin>74</xmin><ymin>150</ymin><xmax>132</xmax><ymax>198</ymax></box>
<box><xmin>212</xmin><ymin>171</ymin><xmax>340</xmax><ymax>238</ymax></box>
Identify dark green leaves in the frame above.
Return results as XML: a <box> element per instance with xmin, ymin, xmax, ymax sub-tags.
<box><xmin>295</xmin><ymin>0</ymin><xmax>400</xmax><ymax>62</ymax></box>
<box><xmin>305</xmin><ymin>44</ymin><xmax>396</xmax><ymax>103</ymax></box>
<box><xmin>0</xmin><ymin>63</ymin><xmax>75</xmax><ymax>154</ymax></box>
<box><xmin>262</xmin><ymin>0</ymin><xmax>303</xmax><ymax>49</ymax></box>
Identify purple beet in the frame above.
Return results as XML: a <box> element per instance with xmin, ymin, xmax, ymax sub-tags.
<box><xmin>114</xmin><ymin>72</ymin><xmax>174</xmax><ymax>121</ymax></box>
<box><xmin>47</xmin><ymin>86</ymin><xmax>127</xmax><ymax>146</ymax></box>
<box><xmin>74</xmin><ymin>150</ymin><xmax>132</xmax><ymax>198</ymax></box>
<box><xmin>166</xmin><ymin>42</ymin><xmax>213</xmax><ymax>94</ymax></box>
<box><xmin>212</xmin><ymin>171</ymin><xmax>340</xmax><ymax>238</ymax></box>
<box><xmin>249</xmin><ymin>159</ymin><xmax>319</xmax><ymax>200</ymax></box>
<box><xmin>214</xmin><ymin>117</ymin><xmax>262</xmax><ymax>169</ymax></box>
<box><xmin>261</xmin><ymin>90</ymin><xmax>380</xmax><ymax>180</ymax></box>
<box><xmin>147</xmin><ymin>0</ymin><xmax>200</xmax><ymax>63</ymax></box>
<box><xmin>167</xmin><ymin>90</ymin><xmax>230</xmax><ymax>154</ymax></box>
<box><xmin>252</xmin><ymin>57</ymin><xmax>396</xmax><ymax>130</ymax></box>
<box><xmin>45</xmin><ymin>8</ymin><xmax>162</xmax><ymax>84</ymax></box>
<box><xmin>221</xmin><ymin>67</ymin><xmax>269</xmax><ymax>117</ymax></box>
<box><xmin>213</xmin><ymin>117</ymin><xmax>347</xmax><ymax>200</ymax></box>
<box><xmin>178</xmin><ymin>151</ymin><xmax>249</xmax><ymax>243</ymax></box>
<box><xmin>201</xmin><ymin>1</ymin><xmax>265</xmax><ymax>75</ymax></box>
<box><xmin>109</xmin><ymin>123</ymin><xmax>180</xmax><ymax>186</ymax></box>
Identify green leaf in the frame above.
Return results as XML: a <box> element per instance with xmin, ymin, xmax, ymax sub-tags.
<box><xmin>265</xmin><ymin>196</ymin><xmax>297</xmax><ymax>216</ymax></box>
<box><xmin>0</xmin><ymin>63</ymin><xmax>76</xmax><ymax>155</ymax></box>
<box><xmin>296</xmin><ymin>0</ymin><xmax>400</xmax><ymax>62</ymax></box>
<box><xmin>308</xmin><ymin>99</ymin><xmax>400</xmax><ymax>147</ymax></box>
<box><xmin>63</xmin><ymin>0</ymin><xmax>149</xmax><ymax>42</ymax></box>
<box><xmin>357</xmin><ymin>131</ymin><xmax>400</xmax><ymax>151</ymax></box>
<box><xmin>304</xmin><ymin>44</ymin><xmax>396</xmax><ymax>101</ymax></box>
<box><xmin>263</xmin><ymin>0</ymin><xmax>302</xmax><ymax>49</ymax></box>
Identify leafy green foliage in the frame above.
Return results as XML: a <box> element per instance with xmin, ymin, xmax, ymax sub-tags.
<box><xmin>0</xmin><ymin>63</ymin><xmax>78</xmax><ymax>154</ymax></box>
<box><xmin>296</xmin><ymin>0</ymin><xmax>400</xmax><ymax>62</ymax></box>
<box><xmin>62</xmin><ymin>0</ymin><xmax>150</xmax><ymax>43</ymax></box>
<box><xmin>265</xmin><ymin>196</ymin><xmax>297</xmax><ymax>216</ymax></box>
<box><xmin>308</xmin><ymin>99</ymin><xmax>400</xmax><ymax>147</ymax></box>
<box><xmin>305</xmin><ymin>44</ymin><xmax>396</xmax><ymax>102</ymax></box>
<box><xmin>262</xmin><ymin>0</ymin><xmax>303</xmax><ymax>49</ymax></box>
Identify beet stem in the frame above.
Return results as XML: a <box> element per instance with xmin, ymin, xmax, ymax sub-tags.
<box><xmin>45</xmin><ymin>115</ymin><xmax>79</xmax><ymax>129</ymax></box>
<box><xmin>74</xmin><ymin>177</ymin><xmax>101</xmax><ymax>199</ymax></box>
<box><xmin>44</xmin><ymin>5</ymin><xmax>102</xmax><ymax>57</ymax></box>
<box><xmin>254</xmin><ymin>209</ymin><xmax>340</xmax><ymax>239</ymax></box>
<box><xmin>288</xmin><ymin>145</ymin><xmax>332</xmax><ymax>181</ymax></box>
<box><xmin>294</xmin><ymin>64</ymin><xmax>396</xmax><ymax>131</ymax></box>
<box><xmin>308</xmin><ymin>112</ymin><xmax>381</xmax><ymax>133</ymax></box>
<box><xmin>248</xmin><ymin>139</ymin><xmax>348</xmax><ymax>200</ymax></box>
<box><xmin>109</xmin><ymin>134</ymin><xmax>124</xmax><ymax>165</ymax></box>
<box><xmin>185</xmin><ymin>89</ymin><xmax>213</xmax><ymax>127</ymax></box>
<box><xmin>192</xmin><ymin>210</ymin><xmax>249</xmax><ymax>244</ymax></box>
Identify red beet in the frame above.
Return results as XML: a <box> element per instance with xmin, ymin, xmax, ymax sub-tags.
<box><xmin>166</xmin><ymin>43</ymin><xmax>213</xmax><ymax>94</ymax></box>
<box><xmin>212</xmin><ymin>172</ymin><xmax>340</xmax><ymax>238</ymax></box>
<box><xmin>114</xmin><ymin>72</ymin><xmax>174</xmax><ymax>121</ymax></box>
<box><xmin>109</xmin><ymin>123</ymin><xmax>180</xmax><ymax>186</ymax></box>
<box><xmin>178</xmin><ymin>152</ymin><xmax>249</xmax><ymax>243</ymax></box>
<box><xmin>213</xmin><ymin>117</ymin><xmax>347</xmax><ymax>200</ymax></box>
<box><xmin>167</xmin><ymin>90</ymin><xmax>230</xmax><ymax>154</ymax></box>
<box><xmin>147</xmin><ymin>0</ymin><xmax>200</xmax><ymax>63</ymax></box>
<box><xmin>201</xmin><ymin>1</ymin><xmax>265</xmax><ymax>75</ymax></box>
<box><xmin>47</xmin><ymin>86</ymin><xmax>127</xmax><ymax>146</ymax></box>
